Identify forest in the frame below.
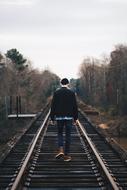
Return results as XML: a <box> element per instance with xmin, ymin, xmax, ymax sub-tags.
<box><xmin>77</xmin><ymin>44</ymin><xmax>127</xmax><ymax>116</ymax></box>
<box><xmin>1</xmin><ymin>44</ymin><xmax>127</xmax><ymax>120</ymax></box>
<box><xmin>0</xmin><ymin>48</ymin><xmax>59</xmax><ymax>121</ymax></box>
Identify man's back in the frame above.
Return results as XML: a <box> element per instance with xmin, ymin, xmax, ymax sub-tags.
<box><xmin>50</xmin><ymin>87</ymin><xmax>78</xmax><ymax>120</ymax></box>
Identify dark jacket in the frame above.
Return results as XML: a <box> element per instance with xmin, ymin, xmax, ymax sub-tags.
<box><xmin>50</xmin><ymin>87</ymin><xmax>78</xmax><ymax>121</ymax></box>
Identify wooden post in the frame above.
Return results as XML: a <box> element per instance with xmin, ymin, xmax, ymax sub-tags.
<box><xmin>4</xmin><ymin>96</ymin><xmax>8</xmax><ymax>120</ymax></box>
<box><xmin>19</xmin><ymin>96</ymin><xmax>21</xmax><ymax>114</ymax></box>
<box><xmin>10</xmin><ymin>96</ymin><xmax>12</xmax><ymax>114</ymax></box>
<box><xmin>16</xmin><ymin>96</ymin><xmax>19</xmax><ymax>118</ymax></box>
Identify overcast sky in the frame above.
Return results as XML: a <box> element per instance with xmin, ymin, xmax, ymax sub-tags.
<box><xmin>0</xmin><ymin>0</ymin><xmax>127</xmax><ymax>78</ymax></box>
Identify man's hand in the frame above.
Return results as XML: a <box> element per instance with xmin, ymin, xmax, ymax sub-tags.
<box><xmin>73</xmin><ymin>120</ymin><xmax>78</xmax><ymax>126</ymax></box>
<box><xmin>50</xmin><ymin>120</ymin><xmax>55</xmax><ymax>125</ymax></box>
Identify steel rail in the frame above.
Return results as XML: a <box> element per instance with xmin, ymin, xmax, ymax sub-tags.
<box><xmin>77</xmin><ymin>120</ymin><xmax>120</xmax><ymax>190</ymax></box>
<box><xmin>10</xmin><ymin>111</ymin><xmax>50</xmax><ymax>190</ymax></box>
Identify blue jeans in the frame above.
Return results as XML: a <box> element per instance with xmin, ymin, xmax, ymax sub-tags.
<box><xmin>57</xmin><ymin>120</ymin><xmax>72</xmax><ymax>155</ymax></box>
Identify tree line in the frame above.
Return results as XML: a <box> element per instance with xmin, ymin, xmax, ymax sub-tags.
<box><xmin>0</xmin><ymin>48</ymin><xmax>59</xmax><ymax>113</ymax></box>
<box><xmin>1</xmin><ymin>44</ymin><xmax>127</xmax><ymax>116</ymax></box>
<box><xmin>77</xmin><ymin>44</ymin><xmax>127</xmax><ymax>115</ymax></box>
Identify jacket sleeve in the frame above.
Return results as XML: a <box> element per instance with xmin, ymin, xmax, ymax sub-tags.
<box><xmin>50</xmin><ymin>93</ymin><xmax>56</xmax><ymax>121</ymax></box>
<box><xmin>72</xmin><ymin>93</ymin><xmax>78</xmax><ymax>120</ymax></box>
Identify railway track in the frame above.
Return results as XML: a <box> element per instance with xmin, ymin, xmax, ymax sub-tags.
<box><xmin>0</xmin><ymin>108</ymin><xmax>48</xmax><ymax>190</ymax></box>
<box><xmin>79</xmin><ymin>112</ymin><xmax>127</xmax><ymax>190</ymax></box>
<box><xmin>0</xmin><ymin>110</ymin><xmax>127</xmax><ymax>189</ymax></box>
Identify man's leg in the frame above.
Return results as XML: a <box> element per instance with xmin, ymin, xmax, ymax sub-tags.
<box><xmin>64</xmin><ymin>120</ymin><xmax>72</xmax><ymax>160</ymax></box>
<box><xmin>55</xmin><ymin>120</ymin><xmax>64</xmax><ymax>158</ymax></box>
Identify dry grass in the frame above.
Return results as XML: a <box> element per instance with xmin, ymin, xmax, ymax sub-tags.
<box><xmin>78</xmin><ymin>99</ymin><xmax>127</xmax><ymax>137</ymax></box>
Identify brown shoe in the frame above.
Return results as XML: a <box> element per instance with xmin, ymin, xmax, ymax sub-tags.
<box><xmin>55</xmin><ymin>147</ymin><xmax>64</xmax><ymax>159</ymax></box>
<box><xmin>64</xmin><ymin>155</ymin><xmax>71</xmax><ymax>162</ymax></box>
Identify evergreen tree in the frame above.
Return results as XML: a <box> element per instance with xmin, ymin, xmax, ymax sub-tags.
<box><xmin>6</xmin><ymin>48</ymin><xmax>27</xmax><ymax>71</ymax></box>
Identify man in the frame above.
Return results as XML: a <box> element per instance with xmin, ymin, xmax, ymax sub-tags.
<box><xmin>50</xmin><ymin>78</ymin><xmax>78</xmax><ymax>161</ymax></box>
